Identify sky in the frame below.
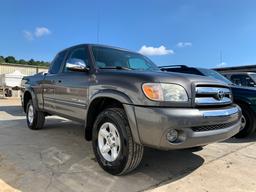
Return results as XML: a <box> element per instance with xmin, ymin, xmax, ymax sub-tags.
<box><xmin>1</xmin><ymin>0</ymin><xmax>256</xmax><ymax>68</ymax></box>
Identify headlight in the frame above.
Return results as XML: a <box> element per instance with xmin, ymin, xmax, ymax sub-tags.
<box><xmin>142</xmin><ymin>83</ymin><xmax>188</xmax><ymax>102</ymax></box>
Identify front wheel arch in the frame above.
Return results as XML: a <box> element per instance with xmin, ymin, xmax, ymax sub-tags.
<box><xmin>85</xmin><ymin>97</ymin><xmax>125</xmax><ymax>141</ymax></box>
<box><xmin>85</xmin><ymin>95</ymin><xmax>142</xmax><ymax>145</ymax></box>
<box><xmin>92</xmin><ymin>107</ymin><xmax>144</xmax><ymax>175</ymax></box>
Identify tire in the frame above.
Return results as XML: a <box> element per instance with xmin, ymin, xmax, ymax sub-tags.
<box><xmin>235</xmin><ymin>103</ymin><xmax>256</xmax><ymax>138</ymax></box>
<box><xmin>92</xmin><ymin>108</ymin><xmax>144</xmax><ymax>175</ymax></box>
<box><xmin>26</xmin><ymin>100</ymin><xmax>45</xmax><ymax>130</ymax></box>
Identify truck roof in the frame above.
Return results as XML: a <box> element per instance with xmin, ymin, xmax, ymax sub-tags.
<box><xmin>59</xmin><ymin>43</ymin><xmax>134</xmax><ymax>54</ymax></box>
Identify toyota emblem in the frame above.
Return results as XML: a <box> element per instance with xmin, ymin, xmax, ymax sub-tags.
<box><xmin>216</xmin><ymin>90</ymin><xmax>225</xmax><ymax>100</ymax></box>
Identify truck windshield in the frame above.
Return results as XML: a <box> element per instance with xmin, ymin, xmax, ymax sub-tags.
<box><xmin>197</xmin><ymin>68</ymin><xmax>233</xmax><ymax>85</ymax></box>
<box><xmin>92</xmin><ymin>46</ymin><xmax>159</xmax><ymax>71</ymax></box>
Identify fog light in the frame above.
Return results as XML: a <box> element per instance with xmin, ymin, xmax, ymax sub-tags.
<box><xmin>166</xmin><ymin>129</ymin><xmax>178</xmax><ymax>143</ymax></box>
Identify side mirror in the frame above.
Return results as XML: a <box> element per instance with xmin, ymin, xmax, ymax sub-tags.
<box><xmin>66</xmin><ymin>58</ymin><xmax>88</xmax><ymax>72</ymax></box>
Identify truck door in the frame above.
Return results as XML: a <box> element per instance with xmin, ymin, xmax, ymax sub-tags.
<box><xmin>53</xmin><ymin>46</ymin><xmax>90</xmax><ymax>121</ymax></box>
<box><xmin>42</xmin><ymin>50</ymin><xmax>67</xmax><ymax>113</ymax></box>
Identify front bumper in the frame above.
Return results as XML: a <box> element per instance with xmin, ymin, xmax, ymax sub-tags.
<box><xmin>134</xmin><ymin>104</ymin><xmax>242</xmax><ymax>150</ymax></box>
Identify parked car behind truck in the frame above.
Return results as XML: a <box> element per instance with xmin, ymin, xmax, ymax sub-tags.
<box><xmin>222</xmin><ymin>72</ymin><xmax>256</xmax><ymax>88</ymax></box>
<box><xmin>21</xmin><ymin>44</ymin><xmax>242</xmax><ymax>175</ymax></box>
<box><xmin>161</xmin><ymin>65</ymin><xmax>256</xmax><ymax>138</ymax></box>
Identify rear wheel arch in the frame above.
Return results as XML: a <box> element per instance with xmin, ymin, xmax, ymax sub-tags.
<box><xmin>23</xmin><ymin>89</ymin><xmax>39</xmax><ymax>113</ymax></box>
<box><xmin>23</xmin><ymin>91</ymin><xmax>32</xmax><ymax>112</ymax></box>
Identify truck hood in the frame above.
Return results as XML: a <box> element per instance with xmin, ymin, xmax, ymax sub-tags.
<box><xmin>100</xmin><ymin>69</ymin><xmax>229</xmax><ymax>88</ymax></box>
<box><xmin>142</xmin><ymin>70</ymin><xmax>227</xmax><ymax>85</ymax></box>
<box><xmin>97</xmin><ymin>69</ymin><xmax>230</xmax><ymax>106</ymax></box>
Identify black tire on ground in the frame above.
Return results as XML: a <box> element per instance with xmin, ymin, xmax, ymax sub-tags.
<box><xmin>235</xmin><ymin>103</ymin><xmax>256</xmax><ymax>138</ymax></box>
<box><xmin>92</xmin><ymin>108</ymin><xmax>144</xmax><ymax>175</ymax></box>
<box><xmin>26</xmin><ymin>100</ymin><xmax>45</xmax><ymax>130</ymax></box>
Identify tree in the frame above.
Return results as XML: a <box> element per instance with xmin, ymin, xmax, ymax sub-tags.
<box><xmin>0</xmin><ymin>56</ymin><xmax>5</xmax><ymax>64</ymax></box>
<box><xmin>18</xmin><ymin>59</ymin><xmax>27</xmax><ymax>64</ymax></box>
<box><xmin>38</xmin><ymin>60</ymin><xmax>48</xmax><ymax>66</ymax></box>
<box><xmin>5</xmin><ymin>56</ymin><xmax>16</xmax><ymax>63</ymax></box>
<box><xmin>28</xmin><ymin>59</ymin><xmax>35</xmax><ymax>65</ymax></box>
<box><xmin>0</xmin><ymin>55</ymin><xmax>49</xmax><ymax>66</ymax></box>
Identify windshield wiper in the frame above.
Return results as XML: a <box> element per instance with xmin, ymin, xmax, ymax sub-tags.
<box><xmin>99</xmin><ymin>66</ymin><xmax>133</xmax><ymax>70</ymax></box>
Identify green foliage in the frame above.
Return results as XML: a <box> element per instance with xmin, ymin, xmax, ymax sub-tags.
<box><xmin>0</xmin><ymin>55</ymin><xmax>49</xmax><ymax>67</ymax></box>
<box><xmin>18</xmin><ymin>59</ymin><xmax>26</xmax><ymax>64</ymax></box>
<box><xmin>0</xmin><ymin>56</ymin><xmax>4</xmax><ymax>63</ymax></box>
<box><xmin>5</xmin><ymin>56</ymin><xmax>16</xmax><ymax>63</ymax></box>
<box><xmin>28</xmin><ymin>59</ymin><xmax>35</xmax><ymax>65</ymax></box>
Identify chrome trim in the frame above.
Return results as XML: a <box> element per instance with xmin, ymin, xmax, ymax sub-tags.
<box><xmin>195</xmin><ymin>97</ymin><xmax>232</xmax><ymax>106</ymax></box>
<box><xmin>54</xmin><ymin>98</ymin><xmax>87</xmax><ymax>107</ymax></box>
<box><xmin>66</xmin><ymin>58</ymin><xmax>87</xmax><ymax>71</ymax></box>
<box><xmin>195</xmin><ymin>86</ymin><xmax>232</xmax><ymax>106</ymax></box>
<box><xmin>196</xmin><ymin>87</ymin><xmax>230</xmax><ymax>94</ymax></box>
<box><xmin>202</xmin><ymin>106</ymin><xmax>240</xmax><ymax>118</ymax></box>
<box><xmin>44</xmin><ymin>96</ymin><xmax>87</xmax><ymax>108</ymax></box>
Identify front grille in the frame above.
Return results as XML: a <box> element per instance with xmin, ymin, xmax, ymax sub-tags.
<box><xmin>195</xmin><ymin>86</ymin><xmax>232</xmax><ymax>106</ymax></box>
<box><xmin>192</xmin><ymin>121</ymin><xmax>237</xmax><ymax>132</ymax></box>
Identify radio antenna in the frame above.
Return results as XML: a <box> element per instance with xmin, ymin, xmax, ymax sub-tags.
<box><xmin>220</xmin><ymin>50</ymin><xmax>223</xmax><ymax>64</ymax></box>
<box><xmin>96</xmin><ymin>7</ymin><xmax>101</xmax><ymax>43</ymax></box>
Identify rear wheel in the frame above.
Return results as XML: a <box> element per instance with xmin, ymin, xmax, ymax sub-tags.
<box><xmin>26</xmin><ymin>100</ymin><xmax>45</xmax><ymax>130</ymax></box>
<box><xmin>92</xmin><ymin>108</ymin><xmax>144</xmax><ymax>175</ymax></box>
<box><xmin>235</xmin><ymin>103</ymin><xmax>256</xmax><ymax>138</ymax></box>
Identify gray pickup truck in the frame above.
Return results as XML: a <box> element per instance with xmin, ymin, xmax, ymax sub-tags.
<box><xmin>21</xmin><ymin>44</ymin><xmax>242</xmax><ymax>175</ymax></box>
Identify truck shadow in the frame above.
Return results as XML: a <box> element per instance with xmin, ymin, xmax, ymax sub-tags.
<box><xmin>0</xmin><ymin>111</ymin><xmax>204</xmax><ymax>192</ymax></box>
<box><xmin>223</xmin><ymin>134</ymin><xmax>256</xmax><ymax>144</ymax></box>
<box><xmin>134</xmin><ymin>147</ymin><xmax>204</xmax><ymax>188</ymax></box>
<box><xmin>0</xmin><ymin>105</ymin><xmax>24</xmax><ymax>117</ymax></box>
<box><xmin>43</xmin><ymin>118</ymin><xmax>206</xmax><ymax>186</ymax></box>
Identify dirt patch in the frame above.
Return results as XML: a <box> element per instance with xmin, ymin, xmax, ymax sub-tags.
<box><xmin>0</xmin><ymin>179</ymin><xmax>21</xmax><ymax>192</ymax></box>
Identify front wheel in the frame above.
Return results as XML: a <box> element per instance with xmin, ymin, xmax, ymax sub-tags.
<box><xmin>92</xmin><ymin>108</ymin><xmax>144</xmax><ymax>175</ymax></box>
<box><xmin>26</xmin><ymin>100</ymin><xmax>45</xmax><ymax>130</ymax></box>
